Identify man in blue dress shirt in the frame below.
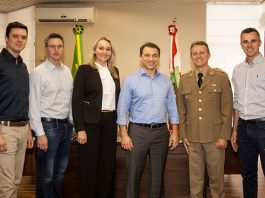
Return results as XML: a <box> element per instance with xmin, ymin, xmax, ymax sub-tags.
<box><xmin>117</xmin><ymin>42</ymin><xmax>179</xmax><ymax>198</ymax></box>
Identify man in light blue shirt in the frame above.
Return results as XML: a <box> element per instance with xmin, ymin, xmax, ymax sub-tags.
<box><xmin>117</xmin><ymin>42</ymin><xmax>179</xmax><ymax>198</ymax></box>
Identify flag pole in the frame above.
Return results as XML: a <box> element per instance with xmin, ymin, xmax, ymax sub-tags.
<box><xmin>168</xmin><ymin>17</ymin><xmax>180</xmax><ymax>91</ymax></box>
<box><xmin>170</xmin><ymin>18</ymin><xmax>181</xmax><ymax>141</ymax></box>
<box><xmin>173</xmin><ymin>17</ymin><xmax>177</xmax><ymax>24</ymax></box>
<box><xmin>72</xmin><ymin>19</ymin><xmax>84</xmax><ymax>78</ymax></box>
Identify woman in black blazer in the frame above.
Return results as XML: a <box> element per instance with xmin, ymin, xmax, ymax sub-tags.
<box><xmin>72</xmin><ymin>37</ymin><xmax>120</xmax><ymax>198</ymax></box>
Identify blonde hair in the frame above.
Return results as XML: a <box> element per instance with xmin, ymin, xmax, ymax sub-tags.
<box><xmin>89</xmin><ymin>36</ymin><xmax>119</xmax><ymax>79</ymax></box>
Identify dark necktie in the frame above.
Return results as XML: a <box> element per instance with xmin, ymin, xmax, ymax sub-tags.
<box><xmin>198</xmin><ymin>73</ymin><xmax>203</xmax><ymax>88</ymax></box>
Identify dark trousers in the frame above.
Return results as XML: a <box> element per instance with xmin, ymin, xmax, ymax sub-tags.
<box><xmin>237</xmin><ymin>118</ymin><xmax>265</xmax><ymax>198</ymax></box>
<box><xmin>78</xmin><ymin>111</ymin><xmax>117</xmax><ymax>198</ymax></box>
<box><xmin>36</xmin><ymin>121</ymin><xmax>72</xmax><ymax>198</ymax></box>
<box><xmin>126</xmin><ymin>123</ymin><xmax>169</xmax><ymax>198</ymax></box>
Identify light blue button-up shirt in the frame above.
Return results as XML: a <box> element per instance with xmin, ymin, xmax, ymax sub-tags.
<box><xmin>117</xmin><ymin>68</ymin><xmax>179</xmax><ymax>125</ymax></box>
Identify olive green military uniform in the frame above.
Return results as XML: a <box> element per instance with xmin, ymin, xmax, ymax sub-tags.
<box><xmin>178</xmin><ymin>67</ymin><xmax>233</xmax><ymax>198</ymax></box>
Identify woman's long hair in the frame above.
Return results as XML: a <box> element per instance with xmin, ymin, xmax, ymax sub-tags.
<box><xmin>89</xmin><ymin>37</ymin><xmax>119</xmax><ymax>79</ymax></box>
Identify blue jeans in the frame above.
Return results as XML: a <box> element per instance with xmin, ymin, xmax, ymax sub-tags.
<box><xmin>237</xmin><ymin>118</ymin><xmax>265</xmax><ymax>198</ymax></box>
<box><xmin>36</xmin><ymin>121</ymin><xmax>72</xmax><ymax>198</ymax></box>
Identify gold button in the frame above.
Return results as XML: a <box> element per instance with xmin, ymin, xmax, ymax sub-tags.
<box><xmin>199</xmin><ymin>91</ymin><xmax>202</xmax><ymax>94</ymax></box>
<box><xmin>214</xmin><ymin>89</ymin><xmax>216</xmax><ymax>92</ymax></box>
<box><xmin>198</xmin><ymin>99</ymin><xmax>202</xmax><ymax>102</ymax></box>
<box><xmin>199</xmin><ymin>117</ymin><xmax>202</xmax><ymax>120</ymax></box>
<box><xmin>199</xmin><ymin>108</ymin><xmax>202</xmax><ymax>111</ymax></box>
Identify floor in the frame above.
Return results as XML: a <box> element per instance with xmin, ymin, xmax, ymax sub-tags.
<box><xmin>18</xmin><ymin>169</ymin><xmax>265</xmax><ymax>198</ymax></box>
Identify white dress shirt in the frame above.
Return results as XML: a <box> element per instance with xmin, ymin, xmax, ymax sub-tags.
<box><xmin>95</xmin><ymin>62</ymin><xmax>116</xmax><ymax>111</ymax></box>
<box><xmin>29</xmin><ymin>59</ymin><xmax>73</xmax><ymax>136</ymax></box>
<box><xmin>232</xmin><ymin>53</ymin><xmax>265</xmax><ymax>120</ymax></box>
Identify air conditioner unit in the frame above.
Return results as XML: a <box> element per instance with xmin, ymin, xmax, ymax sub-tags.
<box><xmin>35</xmin><ymin>6</ymin><xmax>95</xmax><ymax>23</ymax></box>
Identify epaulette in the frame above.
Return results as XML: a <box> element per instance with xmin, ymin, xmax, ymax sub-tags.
<box><xmin>212</xmin><ymin>67</ymin><xmax>226</xmax><ymax>74</ymax></box>
<box><xmin>182</xmin><ymin>70</ymin><xmax>193</xmax><ymax>77</ymax></box>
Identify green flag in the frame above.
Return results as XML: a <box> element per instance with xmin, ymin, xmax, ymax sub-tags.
<box><xmin>72</xmin><ymin>24</ymin><xmax>84</xmax><ymax>78</ymax></box>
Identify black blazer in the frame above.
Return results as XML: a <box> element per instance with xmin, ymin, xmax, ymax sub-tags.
<box><xmin>72</xmin><ymin>64</ymin><xmax>120</xmax><ymax>132</ymax></box>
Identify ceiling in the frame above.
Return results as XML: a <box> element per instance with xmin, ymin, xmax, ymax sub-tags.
<box><xmin>0</xmin><ymin>0</ymin><xmax>264</xmax><ymax>13</ymax></box>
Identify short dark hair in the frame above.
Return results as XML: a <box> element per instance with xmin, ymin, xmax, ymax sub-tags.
<box><xmin>6</xmin><ymin>21</ymin><xmax>28</xmax><ymax>37</ymax></box>
<box><xmin>140</xmin><ymin>42</ymin><xmax>160</xmax><ymax>56</ymax></box>
<box><xmin>240</xmin><ymin>27</ymin><xmax>260</xmax><ymax>39</ymax></box>
<box><xmin>44</xmin><ymin>33</ymin><xmax>64</xmax><ymax>47</ymax></box>
<box><xmin>190</xmin><ymin>41</ymin><xmax>210</xmax><ymax>55</ymax></box>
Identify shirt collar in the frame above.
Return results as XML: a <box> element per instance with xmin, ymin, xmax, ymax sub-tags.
<box><xmin>139</xmin><ymin>67</ymin><xmax>160</xmax><ymax>77</ymax></box>
<box><xmin>95</xmin><ymin>61</ymin><xmax>108</xmax><ymax>69</ymax></box>
<box><xmin>195</xmin><ymin>68</ymin><xmax>208</xmax><ymax>78</ymax></box>
<box><xmin>1</xmin><ymin>48</ymin><xmax>23</xmax><ymax>65</ymax></box>
<box><xmin>45</xmin><ymin>59</ymin><xmax>64</xmax><ymax>71</ymax></box>
<box><xmin>244</xmin><ymin>53</ymin><xmax>263</xmax><ymax>66</ymax></box>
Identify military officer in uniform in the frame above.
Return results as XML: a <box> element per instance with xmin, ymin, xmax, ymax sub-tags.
<box><xmin>177</xmin><ymin>41</ymin><xmax>233</xmax><ymax>198</ymax></box>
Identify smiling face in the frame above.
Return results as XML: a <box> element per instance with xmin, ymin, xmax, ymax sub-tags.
<box><xmin>5</xmin><ymin>28</ymin><xmax>28</xmax><ymax>58</ymax></box>
<box><xmin>241</xmin><ymin>31</ymin><xmax>261</xmax><ymax>64</ymax></box>
<box><xmin>140</xmin><ymin>46</ymin><xmax>160</xmax><ymax>72</ymax></box>
<box><xmin>190</xmin><ymin>44</ymin><xmax>210</xmax><ymax>70</ymax></box>
<box><xmin>94</xmin><ymin>39</ymin><xmax>112</xmax><ymax>66</ymax></box>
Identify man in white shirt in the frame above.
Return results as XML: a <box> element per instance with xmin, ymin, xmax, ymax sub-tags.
<box><xmin>29</xmin><ymin>33</ymin><xmax>73</xmax><ymax>198</ymax></box>
<box><xmin>231</xmin><ymin>27</ymin><xmax>265</xmax><ymax>198</ymax></box>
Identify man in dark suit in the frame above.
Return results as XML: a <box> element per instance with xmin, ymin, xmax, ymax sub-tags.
<box><xmin>178</xmin><ymin>41</ymin><xmax>233</xmax><ymax>198</ymax></box>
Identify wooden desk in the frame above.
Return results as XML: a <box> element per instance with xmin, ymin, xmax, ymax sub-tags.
<box><xmin>224</xmin><ymin>142</ymin><xmax>240</xmax><ymax>174</ymax></box>
<box><xmin>23</xmin><ymin>142</ymin><xmax>239</xmax><ymax>198</ymax></box>
<box><xmin>23</xmin><ymin>143</ymin><xmax>189</xmax><ymax>197</ymax></box>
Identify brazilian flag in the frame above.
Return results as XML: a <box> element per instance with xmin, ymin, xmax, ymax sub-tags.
<box><xmin>72</xmin><ymin>24</ymin><xmax>84</xmax><ymax>78</ymax></box>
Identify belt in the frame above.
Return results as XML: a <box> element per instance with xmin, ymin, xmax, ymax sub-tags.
<box><xmin>132</xmin><ymin>122</ymin><xmax>166</xmax><ymax>129</ymax></box>
<box><xmin>239</xmin><ymin>117</ymin><xmax>265</xmax><ymax>124</ymax></box>
<box><xmin>41</xmin><ymin>117</ymin><xmax>68</xmax><ymax>123</ymax></box>
<box><xmin>0</xmin><ymin>120</ymin><xmax>28</xmax><ymax>127</ymax></box>
<box><xmin>101</xmin><ymin>110</ymin><xmax>115</xmax><ymax>112</ymax></box>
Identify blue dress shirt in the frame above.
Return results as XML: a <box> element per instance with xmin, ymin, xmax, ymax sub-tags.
<box><xmin>117</xmin><ymin>68</ymin><xmax>179</xmax><ymax>125</ymax></box>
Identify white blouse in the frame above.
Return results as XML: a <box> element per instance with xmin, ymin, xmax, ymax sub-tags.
<box><xmin>95</xmin><ymin>62</ymin><xmax>116</xmax><ymax>111</ymax></box>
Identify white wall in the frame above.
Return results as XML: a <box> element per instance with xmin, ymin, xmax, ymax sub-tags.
<box><xmin>0</xmin><ymin>13</ymin><xmax>7</xmax><ymax>49</ymax></box>
<box><xmin>36</xmin><ymin>2</ymin><xmax>206</xmax><ymax>81</ymax></box>
<box><xmin>0</xmin><ymin>6</ymin><xmax>35</xmax><ymax>72</ymax></box>
<box><xmin>206</xmin><ymin>4</ymin><xmax>263</xmax><ymax>79</ymax></box>
<box><xmin>2</xmin><ymin>3</ymin><xmax>264</xmax><ymax>78</ymax></box>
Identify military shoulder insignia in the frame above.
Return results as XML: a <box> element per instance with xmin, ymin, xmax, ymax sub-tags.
<box><xmin>181</xmin><ymin>70</ymin><xmax>192</xmax><ymax>77</ymax></box>
<box><xmin>213</xmin><ymin>67</ymin><xmax>226</xmax><ymax>74</ymax></box>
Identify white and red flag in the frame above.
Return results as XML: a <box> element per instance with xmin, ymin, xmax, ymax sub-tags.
<box><xmin>168</xmin><ymin>21</ymin><xmax>181</xmax><ymax>89</ymax></box>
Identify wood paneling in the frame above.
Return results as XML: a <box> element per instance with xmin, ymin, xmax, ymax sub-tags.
<box><xmin>22</xmin><ymin>143</ymin><xmax>189</xmax><ymax>197</ymax></box>
<box><xmin>22</xmin><ymin>142</ymin><xmax>247</xmax><ymax>197</ymax></box>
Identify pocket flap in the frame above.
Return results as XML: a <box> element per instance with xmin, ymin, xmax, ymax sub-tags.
<box><xmin>182</xmin><ymin>87</ymin><xmax>192</xmax><ymax>94</ymax></box>
<box><xmin>208</xmin><ymin>87</ymin><xmax>221</xmax><ymax>93</ymax></box>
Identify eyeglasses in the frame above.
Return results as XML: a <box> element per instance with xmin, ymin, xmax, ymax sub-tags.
<box><xmin>47</xmin><ymin>45</ymin><xmax>64</xmax><ymax>49</ymax></box>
